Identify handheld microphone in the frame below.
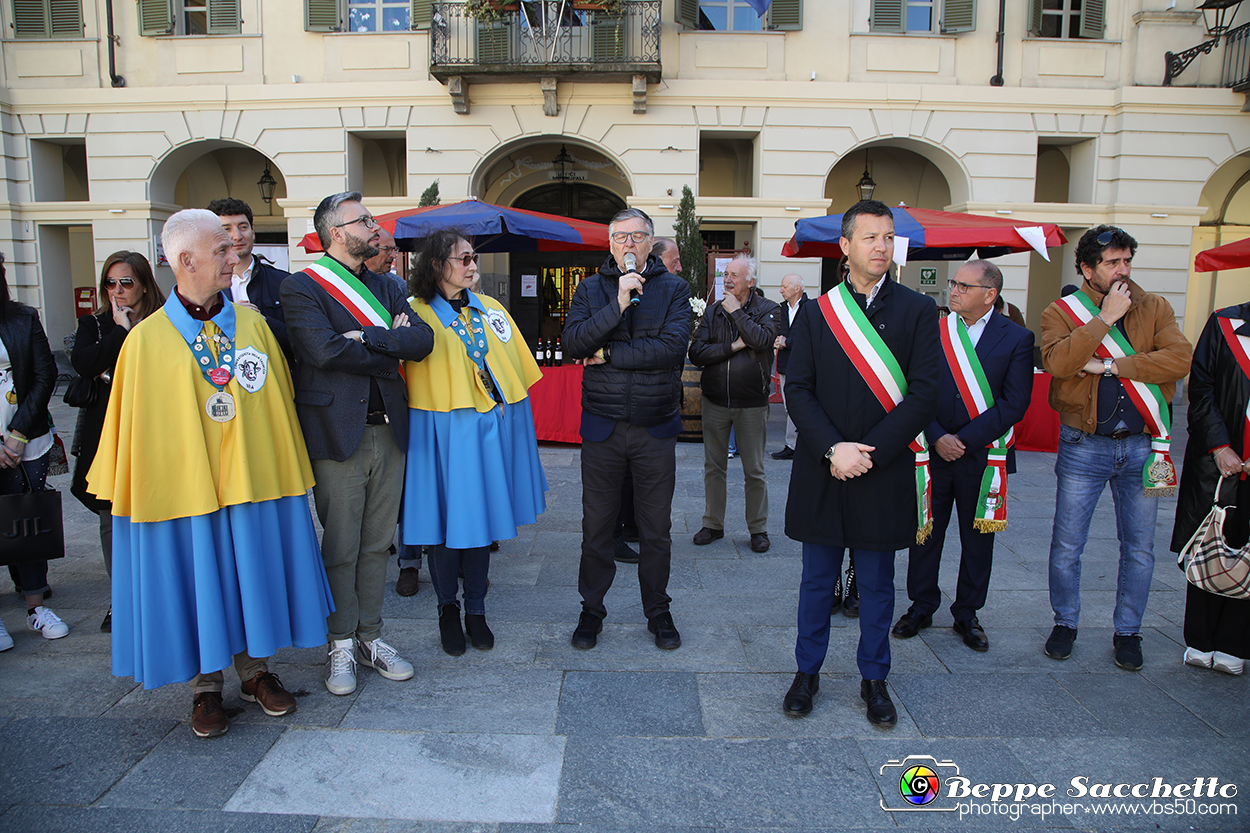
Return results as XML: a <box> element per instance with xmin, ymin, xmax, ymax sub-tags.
<box><xmin>624</xmin><ymin>253</ymin><xmax>640</xmax><ymax>306</ymax></box>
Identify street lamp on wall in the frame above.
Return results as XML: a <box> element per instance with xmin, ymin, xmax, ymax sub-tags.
<box><xmin>1164</xmin><ymin>0</ymin><xmax>1244</xmax><ymax>86</ymax></box>
<box><xmin>856</xmin><ymin>157</ymin><xmax>876</xmax><ymax>202</ymax></box>
<box><xmin>257</xmin><ymin>163</ymin><xmax>277</xmax><ymax>205</ymax></box>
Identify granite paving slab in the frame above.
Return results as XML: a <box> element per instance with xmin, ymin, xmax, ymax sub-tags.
<box><xmin>887</xmin><ymin>673</ymin><xmax>1103</xmax><ymax>737</ymax></box>
<box><xmin>556</xmin><ymin>670</ymin><xmax>704</xmax><ymax>736</ymax></box>
<box><xmin>0</xmin><ymin>806</ymin><xmax>319</xmax><ymax>833</ymax></box>
<box><xmin>1137</xmin><ymin>667</ymin><xmax>1250</xmax><ymax>737</ymax></box>
<box><xmin>532</xmin><ymin>622</ymin><xmax>751</xmax><ymax>671</ymax></box>
<box><xmin>1050</xmin><ymin>672</ymin><xmax>1220</xmax><ymax>738</ymax></box>
<box><xmin>225</xmin><ymin>729</ymin><xmax>565</xmax><ymax>823</ymax></box>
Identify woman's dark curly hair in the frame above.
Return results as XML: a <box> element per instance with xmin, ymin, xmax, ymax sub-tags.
<box><xmin>408</xmin><ymin>227</ymin><xmax>472</xmax><ymax>302</ymax></box>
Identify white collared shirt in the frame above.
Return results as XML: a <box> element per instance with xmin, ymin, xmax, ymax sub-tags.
<box><xmin>231</xmin><ymin>259</ymin><xmax>254</xmax><ymax>304</ymax></box>
<box><xmin>864</xmin><ymin>275</ymin><xmax>886</xmax><ymax>307</ymax></box>
<box><xmin>963</xmin><ymin>307</ymin><xmax>994</xmax><ymax>347</ymax></box>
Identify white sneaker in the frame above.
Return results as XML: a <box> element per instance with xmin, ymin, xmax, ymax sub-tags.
<box><xmin>27</xmin><ymin>606</ymin><xmax>68</xmax><ymax>639</ymax></box>
<box><xmin>1212</xmin><ymin>651</ymin><xmax>1245</xmax><ymax>676</ymax></box>
<box><xmin>325</xmin><ymin>638</ymin><xmax>357</xmax><ymax>695</ymax></box>
<box><xmin>0</xmin><ymin>618</ymin><xmax>13</xmax><ymax>651</ymax></box>
<box><xmin>357</xmin><ymin>636</ymin><xmax>414</xmax><ymax>681</ymax></box>
<box><xmin>1184</xmin><ymin>647</ymin><xmax>1214</xmax><ymax>669</ymax></box>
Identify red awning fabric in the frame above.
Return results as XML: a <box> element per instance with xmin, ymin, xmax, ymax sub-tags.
<box><xmin>1195</xmin><ymin>236</ymin><xmax>1250</xmax><ymax>272</ymax></box>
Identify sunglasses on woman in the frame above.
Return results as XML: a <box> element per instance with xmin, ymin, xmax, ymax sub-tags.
<box><xmin>446</xmin><ymin>253</ymin><xmax>480</xmax><ymax>267</ymax></box>
<box><xmin>104</xmin><ymin>278</ymin><xmax>135</xmax><ymax>288</ymax></box>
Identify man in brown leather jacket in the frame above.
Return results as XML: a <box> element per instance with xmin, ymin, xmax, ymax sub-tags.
<box><xmin>1040</xmin><ymin>225</ymin><xmax>1192</xmax><ymax>672</ymax></box>
<box><xmin>689</xmin><ymin>254</ymin><xmax>782</xmax><ymax>553</ymax></box>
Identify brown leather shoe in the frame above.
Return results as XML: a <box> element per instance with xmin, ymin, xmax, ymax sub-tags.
<box><xmin>750</xmin><ymin>532</ymin><xmax>771</xmax><ymax>553</ymax></box>
<box><xmin>240</xmin><ymin>671</ymin><xmax>297</xmax><ymax>717</ymax></box>
<box><xmin>396</xmin><ymin>567</ymin><xmax>420</xmax><ymax>597</ymax></box>
<box><xmin>191</xmin><ymin>692</ymin><xmax>229</xmax><ymax>738</ymax></box>
<box><xmin>693</xmin><ymin>527</ymin><xmax>724</xmax><ymax>545</ymax></box>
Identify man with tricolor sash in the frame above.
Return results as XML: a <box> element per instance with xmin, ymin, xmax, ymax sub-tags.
<box><xmin>892</xmin><ymin>260</ymin><xmax>1034</xmax><ymax>653</ymax></box>
<box><xmin>1040</xmin><ymin>225</ymin><xmax>1192</xmax><ymax>671</ymax></box>
<box><xmin>282</xmin><ymin>191</ymin><xmax>434</xmax><ymax>696</ymax></box>
<box><xmin>781</xmin><ymin>200</ymin><xmax>940</xmax><ymax>726</ymax></box>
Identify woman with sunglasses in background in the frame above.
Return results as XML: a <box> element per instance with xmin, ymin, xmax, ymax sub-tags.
<box><xmin>70</xmin><ymin>251</ymin><xmax>165</xmax><ymax>632</ymax></box>
<box><xmin>401</xmin><ymin>229</ymin><xmax>547</xmax><ymax>656</ymax></box>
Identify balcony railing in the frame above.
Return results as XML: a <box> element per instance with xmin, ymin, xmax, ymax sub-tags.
<box><xmin>1224</xmin><ymin>21</ymin><xmax>1250</xmax><ymax>91</ymax></box>
<box><xmin>429</xmin><ymin>1</ymin><xmax>661</xmax><ymax>81</ymax></box>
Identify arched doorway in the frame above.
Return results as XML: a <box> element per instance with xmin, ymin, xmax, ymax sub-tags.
<box><xmin>1187</xmin><ymin>153</ymin><xmax>1250</xmax><ymax>341</ymax></box>
<box><xmin>507</xmin><ymin>182</ymin><xmax>625</xmax><ymax>352</ymax></box>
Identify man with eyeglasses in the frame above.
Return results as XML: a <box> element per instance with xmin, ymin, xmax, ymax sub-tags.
<box><xmin>367</xmin><ymin>227</ymin><xmax>402</xmax><ymax>286</ymax></box>
<box><xmin>208</xmin><ymin>198</ymin><xmax>293</xmax><ymax>366</ymax></box>
<box><xmin>282</xmin><ymin>191</ymin><xmax>434</xmax><ymax>695</ymax></box>
<box><xmin>1040</xmin><ymin>225</ymin><xmax>1192</xmax><ymax>671</ymax></box>
<box><xmin>563</xmin><ymin>207</ymin><xmax>690</xmax><ymax>651</ymax></box>
<box><xmin>892</xmin><ymin>261</ymin><xmax>1033</xmax><ymax>653</ymax></box>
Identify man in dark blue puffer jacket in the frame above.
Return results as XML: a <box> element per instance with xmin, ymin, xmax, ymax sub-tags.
<box><xmin>562</xmin><ymin>208</ymin><xmax>691</xmax><ymax>651</ymax></box>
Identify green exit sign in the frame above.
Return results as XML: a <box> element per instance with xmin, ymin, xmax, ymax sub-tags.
<box><xmin>920</xmin><ymin>267</ymin><xmax>937</xmax><ymax>287</ymax></box>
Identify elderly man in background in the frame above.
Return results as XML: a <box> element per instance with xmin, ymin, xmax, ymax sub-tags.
<box><xmin>651</xmin><ymin>236</ymin><xmax>683</xmax><ymax>277</ymax></box>
<box><xmin>689</xmin><ymin>254</ymin><xmax>782</xmax><ymax>553</ymax></box>
<box><xmin>771</xmin><ymin>273</ymin><xmax>809</xmax><ymax>461</ymax></box>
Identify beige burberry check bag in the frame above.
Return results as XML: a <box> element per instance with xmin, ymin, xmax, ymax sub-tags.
<box><xmin>1179</xmin><ymin>475</ymin><xmax>1250</xmax><ymax>599</ymax></box>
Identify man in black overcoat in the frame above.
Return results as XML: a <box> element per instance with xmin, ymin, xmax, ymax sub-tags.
<box><xmin>781</xmin><ymin>200</ymin><xmax>940</xmax><ymax>725</ymax></box>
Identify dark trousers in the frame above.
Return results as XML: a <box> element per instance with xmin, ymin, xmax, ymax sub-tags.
<box><xmin>906</xmin><ymin>461</ymin><xmax>995</xmax><ymax>623</ymax></box>
<box><xmin>615</xmin><ymin>465</ymin><xmax>636</xmax><ymax>534</ymax></box>
<box><xmin>428</xmin><ymin>544</ymin><xmax>490</xmax><ymax>616</ymax></box>
<box><xmin>579</xmin><ymin>422</ymin><xmax>676</xmax><ymax>620</ymax></box>
<box><xmin>796</xmin><ymin>544</ymin><xmax>894</xmax><ymax>680</ymax></box>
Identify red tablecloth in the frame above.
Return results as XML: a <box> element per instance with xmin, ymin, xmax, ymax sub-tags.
<box><xmin>1016</xmin><ymin>371</ymin><xmax>1060</xmax><ymax>453</ymax></box>
<box><xmin>529</xmin><ymin>363</ymin><xmax>583</xmax><ymax>444</ymax></box>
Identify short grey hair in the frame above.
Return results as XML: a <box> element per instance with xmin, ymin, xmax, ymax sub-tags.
<box><xmin>161</xmin><ymin>209</ymin><xmax>222</xmax><ymax>266</ymax></box>
<box><xmin>781</xmin><ymin>273</ymin><xmax>804</xmax><ymax>290</ymax></box>
<box><xmin>608</xmin><ymin>207</ymin><xmax>654</xmax><ymax>237</ymax></box>
<box><xmin>729</xmin><ymin>253</ymin><xmax>757</xmax><ymax>284</ymax></box>
<box><xmin>314</xmin><ymin>190</ymin><xmax>364</xmax><ymax>249</ymax></box>
<box><xmin>963</xmin><ymin>259</ymin><xmax>1003</xmax><ymax>293</ymax></box>
<box><xmin>651</xmin><ymin>236</ymin><xmax>676</xmax><ymax>258</ymax></box>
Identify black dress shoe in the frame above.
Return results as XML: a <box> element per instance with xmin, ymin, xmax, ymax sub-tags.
<box><xmin>891</xmin><ymin>611</ymin><xmax>932</xmax><ymax>639</ymax></box>
<box><xmin>953</xmin><ymin>617</ymin><xmax>989</xmax><ymax>652</ymax></box>
<box><xmin>693</xmin><ymin>527</ymin><xmax>724</xmax><ymax>545</ymax></box>
<box><xmin>438</xmin><ymin>604</ymin><xmax>466</xmax><ymax>656</ymax></box>
<box><xmin>771</xmin><ymin>446</ymin><xmax>795</xmax><ymax>460</ymax></box>
<box><xmin>571</xmin><ymin>612</ymin><xmax>603</xmax><ymax>649</ymax></box>
<box><xmin>783</xmin><ymin>671</ymin><xmax>819</xmax><ymax>717</ymax></box>
<box><xmin>613</xmin><ymin>535</ymin><xmax>640</xmax><ymax>564</ymax></box>
<box><xmin>647</xmin><ymin>612</ymin><xmax>681</xmax><ymax>650</ymax></box>
<box><xmin>750</xmin><ymin>532</ymin><xmax>771</xmax><ymax>553</ymax></box>
<box><xmin>860</xmin><ymin>679</ymin><xmax>897</xmax><ymax>727</ymax></box>
<box><xmin>464</xmin><ymin>613</ymin><xmax>495</xmax><ymax>650</ymax></box>
<box><xmin>842</xmin><ymin>563</ymin><xmax>859</xmax><ymax>618</ymax></box>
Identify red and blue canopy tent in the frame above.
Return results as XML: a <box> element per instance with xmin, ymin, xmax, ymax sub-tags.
<box><xmin>298</xmin><ymin>198</ymin><xmax>610</xmax><ymax>253</ymax></box>
<box><xmin>1194</xmin><ymin>236</ymin><xmax>1250</xmax><ymax>272</ymax></box>
<box><xmin>782</xmin><ymin>205</ymin><xmax>1067</xmax><ymax>261</ymax></box>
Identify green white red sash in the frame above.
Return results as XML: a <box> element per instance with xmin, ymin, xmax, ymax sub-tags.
<box><xmin>1055</xmin><ymin>290</ymin><xmax>1177</xmax><ymax>496</ymax></box>
<box><xmin>818</xmin><ymin>282</ymin><xmax>932</xmax><ymax>544</ymax></box>
<box><xmin>302</xmin><ymin>255</ymin><xmax>394</xmax><ymax>328</ymax></box>
<box><xmin>1218</xmin><ymin>316</ymin><xmax>1250</xmax><ymax>479</ymax></box>
<box><xmin>940</xmin><ymin>314</ymin><xmax>1012</xmax><ymax>532</ymax></box>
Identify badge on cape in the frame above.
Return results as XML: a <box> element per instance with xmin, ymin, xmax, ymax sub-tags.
<box><xmin>233</xmin><ymin>346</ymin><xmax>268</xmax><ymax>393</ymax></box>
<box><xmin>483</xmin><ymin>309</ymin><xmax>512</xmax><ymax>342</ymax></box>
<box><xmin>206</xmin><ymin>391</ymin><xmax>236</xmax><ymax>422</ymax></box>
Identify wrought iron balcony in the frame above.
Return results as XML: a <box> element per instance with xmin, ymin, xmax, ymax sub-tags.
<box><xmin>1224</xmin><ymin>21</ymin><xmax>1250</xmax><ymax>90</ymax></box>
<box><xmin>429</xmin><ymin>1</ymin><xmax>661</xmax><ymax>84</ymax></box>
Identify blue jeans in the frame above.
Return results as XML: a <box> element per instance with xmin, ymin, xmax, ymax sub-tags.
<box><xmin>428</xmin><ymin>544</ymin><xmax>489</xmax><ymax>615</ymax></box>
<box><xmin>1048</xmin><ymin>426</ymin><xmax>1159</xmax><ymax>635</ymax></box>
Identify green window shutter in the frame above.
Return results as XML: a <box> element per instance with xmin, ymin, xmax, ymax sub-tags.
<box><xmin>940</xmin><ymin>0</ymin><xmax>975</xmax><ymax>33</ymax></box>
<box><xmin>767</xmin><ymin>0</ymin><xmax>800</xmax><ymax>31</ymax></box>
<box><xmin>13</xmin><ymin>0</ymin><xmax>49</xmax><ymax>37</ymax></box>
<box><xmin>139</xmin><ymin>0</ymin><xmax>173</xmax><ymax>35</ymax></box>
<box><xmin>207</xmin><ymin>0</ymin><xmax>240</xmax><ymax>34</ymax></box>
<box><xmin>1079</xmin><ymin>0</ymin><xmax>1104</xmax><ymax>39</ymax></box>
<box><xmin>675</xmin><ymin>0</ymin><xmax>698</xmax><ymax>30</ymax></box>
<box><xmin>1027</xmin><ymin>0</ymin><xmax>1043</xmax><ymax>36</ymax></box>
<box><xmin>305</xmin><ymin>0</ymin><xmax>341</xmax><ymax>31</ymax></box>
<box><xmin>49</xmin><ymin>0</ymin><xmax>82</xmax><ymax>35</ymax></box>
<box><xmin>870</xmin><ymin>0</ymin><xmax>903</xmax><ymax>33</ymax></box>
<box><xmin>411</xmin><ymin>0</ymin><xmax>431</xmax><ymax>29</ymax></box>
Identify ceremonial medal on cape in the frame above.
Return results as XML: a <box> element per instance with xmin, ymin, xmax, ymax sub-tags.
<box><xmin>193</xmin><ymin>326</ymin><xmax>237</xmax><ymax>421</ymax></box>
<box><xmin>206</xmin><ymin>390</ymin><xmax>236</xmax><ymax>422</ymax></box>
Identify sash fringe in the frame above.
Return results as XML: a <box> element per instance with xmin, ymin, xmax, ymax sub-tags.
<box><xmin>915</xmin><ymin>521</ymin><xmax>933</xmax><ymax>546</ymax></box>
<box><xmin>1145</xmin><ymin>486</ymin><xmax>1177</xmax><ymax>498</ymax></box>
<box><xmin>973</xmin><ymin>518</ymin><xmax>1007</xmax><ymax>534</ymax></box>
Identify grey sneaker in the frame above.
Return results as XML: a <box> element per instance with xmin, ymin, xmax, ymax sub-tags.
<box><xmin>358</xmin><ymin>636</ymin><xmax>414</xmax><ymax>681</ymax></box>
<box><xmin>325</xmin><ymin>638</ymin><xmax>357</xmax><ymax>696</ymax></box>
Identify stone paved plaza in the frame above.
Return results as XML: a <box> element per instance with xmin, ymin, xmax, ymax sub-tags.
<box><xmin>0</xmin><ymin>395</ymin><xmax>1246</xmax><ymax>832</ymax></box>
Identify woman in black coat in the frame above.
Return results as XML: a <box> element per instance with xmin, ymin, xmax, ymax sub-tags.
<box><xmin>1170</xmin><ymin>302</ymin><xmax>1250</xmax><ymax>676</ymax></box>
<box><xmin>0</xmin><ymin>253</ymin><xmax>68</xmax><ymax>648</ymax></box>
<box><xmin>69</xmin><ymin>251</ymin><xmax>165</xmax><ymax>632</ymax></box>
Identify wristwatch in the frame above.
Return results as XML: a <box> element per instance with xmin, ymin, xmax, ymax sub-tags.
<box><xmin>1102</xmin><ymin>357</ymin><xmax>1114</xmax><ymax>377</ymax></box>
<box><xmin>825</xmin><ymin>445</ymin><xmax>837</xmax><ymax>461</ymax></box>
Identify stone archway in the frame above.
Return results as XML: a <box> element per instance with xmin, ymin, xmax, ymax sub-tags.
<box><xmin>1186</xmin><ymin>151</ymin><xmax>1250</xmax><ymax>340</ymax></box>
<box><xmin>475</xmin><ymin>137</ymin><xmax>632</xmax><ymax>210</ymax></box>
<box><xmin>149</xmin><ymin>140</ymin><xmax>288</xmax><ymax>226</ymax></box>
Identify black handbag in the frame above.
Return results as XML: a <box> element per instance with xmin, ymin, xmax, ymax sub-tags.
<box><xmin>63</xmin><ymin>315</ymin><xmax>102</xmax><ymax>408</ymax></box>
<box><xmin>0</xmin><ymin>463</ymin><xmax>65</xmax><ymax>566</ymax></box>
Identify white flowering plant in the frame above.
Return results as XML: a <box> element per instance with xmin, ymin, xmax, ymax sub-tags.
<box><xmin>689</xmin><ymin>296</ymin><xmax>707</xmax><ymax>340</ymax></box>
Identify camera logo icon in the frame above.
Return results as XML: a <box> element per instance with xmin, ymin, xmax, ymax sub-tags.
<box><xmin>899</xmin><ymin>763</ymin><xmax>941</xmax><ymax>805</ymax></box>
<box><xmin>880</xmin><ymin>755</ymin><xmax>959</xmax><ymax>812</ymax></box>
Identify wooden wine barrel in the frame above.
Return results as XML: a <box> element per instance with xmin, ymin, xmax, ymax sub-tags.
<box><xmin>678</xmin><ymin>361</ymin><xmax>703</xmax><ymax>443</ymax></box>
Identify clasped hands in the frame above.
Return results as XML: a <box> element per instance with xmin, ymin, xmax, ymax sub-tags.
<box><xmin>344</xmin><ymin>312</ymin><xmax>410</xmax><ymax>343</ymax></box>
<box><xmin>829</xmin><ymin>441</ymin><xmax>875</xmax><ymax>481</ymax></box>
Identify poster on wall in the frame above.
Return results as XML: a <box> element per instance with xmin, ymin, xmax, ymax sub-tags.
<box><xmin>712</xmin><ymin>256</ymin><xmax>733</xmax><ymax>301</ymax></box>
<box><xmin>521</xmin><ymin>274</ymin><xmax>538</xmax><ymax>297</ymax></box>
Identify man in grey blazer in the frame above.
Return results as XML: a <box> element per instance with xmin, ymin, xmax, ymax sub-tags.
<box><xmin>282</xmin><ymin>191</ymin><xmax>434</xmax><ymax>696</ymax></box>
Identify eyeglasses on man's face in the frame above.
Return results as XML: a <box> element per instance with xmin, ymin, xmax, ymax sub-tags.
<box><xmin>446</xmin><ymin>253</ymin><xmax>480</xmax><ymax>267</ymax></box>
<box><xmin>104</xmin><ymin>278</ymin><xmax>135</xmax><ymax>288</ymax></box>
<box><xmin>611</xmin><ymin>231</ymin><xmax>651</xmax><ymax>244</ymax></box>
<box><xmin>378</xmin><ymin>246</ymin><xmax>398</xmax><ymax>255</ymax></box>
<box><xmin>948</xmin><ymin>278</ymin><xmax>991</xmax><ymax>294</ymax></box>
<box><xmin>334</xmin><ymin>215</ymin><xmax>379</xmax><ymax>230</ymax></box>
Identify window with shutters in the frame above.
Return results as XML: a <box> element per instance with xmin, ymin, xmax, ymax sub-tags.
<box><xmin>348</xmin><ymin>0</ymin><xmax>410</xmax><ymax>31</ymax></box>
<box><xmin>869</xmin><ymin>0</ymin><xmax>975</xmax><ymax>34</ymax></box>
<box><xmin>1028</xmin><ymin>0</ymin><xmax>1104</xmax><ymax>40</ymax></box>
<box><xmin>12</xmin><ymin>0</ymin><xmax>83</xmax><ymax>38</ymax></box>
<box><xmin>685</xmin><ymin>0</ymin><xmax>800</xmax><ymax>31</ymax></box>
<box><xmin>138</xmin><ymin>0</ymin><xmax>240</xmax><ymax>35</ymax></box>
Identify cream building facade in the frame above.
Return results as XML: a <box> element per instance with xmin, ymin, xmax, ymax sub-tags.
<box><xmin>3</xmin><ymin>0</ymin><xmax>1250</xmax><ymax>349</ymax></box>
